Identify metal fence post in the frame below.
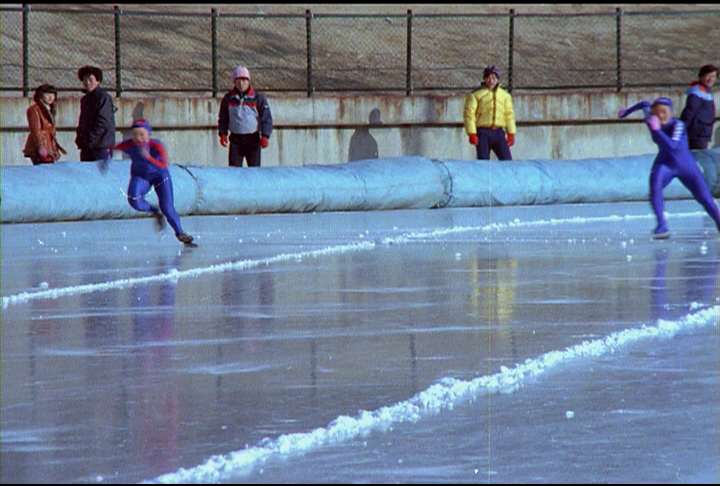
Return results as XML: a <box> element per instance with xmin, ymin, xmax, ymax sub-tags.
<box><xmin>616</xmin><ymin>7</ymin><xmax>623</xmax><ymax>93</ymax></box>
<box><xmin>212</xmin><ymin>8</ymin><xmax>218</xmax><ymax>98</ymax></box>
<box><xmin>306</xmin><ymin>9</ymin><xmax>313</xmax><ymax>97</ymax></box>
<box><xmin>405</xmin><ymin>9</ymin><xmax>413</xmax><ymax>96</ymax></box>
<box><xmin>22</xmin><ymin>3</ymin><xmax>29</xmax><ymax>97</ymax></box>
<box><xmin>114</xmin><ymin>5</ymin><xmax>122</xmax><ymax>97</ymax></box>
<box><xmin>508</xmin><ymin>8</ymin><xmax>515</xmax><ymax>92</ymax></box>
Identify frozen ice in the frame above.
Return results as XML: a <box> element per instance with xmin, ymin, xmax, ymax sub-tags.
<box><xmin>2</xmin><ymin>199</ymin><xmax>719</xmax><ymax>484</ymax></box>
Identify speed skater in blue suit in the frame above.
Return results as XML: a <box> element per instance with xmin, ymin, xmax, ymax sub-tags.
<box><xmin>618</xmin><ymin>97</ymin><xmax>720</xmax><ymax>239</ymax></box>
<box><xmin>104</xmin><ymin>119</ymin><xmax>195</xmax><ymax>245</ymax></box>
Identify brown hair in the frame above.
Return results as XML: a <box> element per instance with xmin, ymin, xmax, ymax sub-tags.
<box><xmin>33</xmin><ymin>83</ymin><xmax>57</xmax><ymax>104</ymax></box>
<box><xmin>698</xmin><ymin>64</ymin><xmax>718</xmax><ymax>78</ymax></box>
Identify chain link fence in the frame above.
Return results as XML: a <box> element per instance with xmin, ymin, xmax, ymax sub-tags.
<box><xmin>1</xmin><ymin>5</ymin><xmax>718</xmax><ymax>97</ymax></box>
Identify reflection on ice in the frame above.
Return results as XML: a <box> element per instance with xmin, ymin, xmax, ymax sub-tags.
<box><xmin>149</xmin><ymin>305</ymin><xmax>718</xmax><ymax>484</ymax></box>
<box><xmin>3</xmin><ymin>208</ymin><xmax>710</xmax><ymax>310</ymax></box>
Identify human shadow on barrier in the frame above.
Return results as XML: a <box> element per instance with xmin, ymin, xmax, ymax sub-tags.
<box><xmin>115</xmin><ymin>101</ymin><xmax>147</xmax><ymax>161</ymax></box>
<box><xmin>348</xmin><ymin>108</ymin><xmax>382</xmax><ymax>161</ymax></box>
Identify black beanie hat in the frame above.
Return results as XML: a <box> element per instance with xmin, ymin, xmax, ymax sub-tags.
<box><xmin>483</xmin><ymin>65</ymin><xmax>500</xmax><ymax>79</ymax></box>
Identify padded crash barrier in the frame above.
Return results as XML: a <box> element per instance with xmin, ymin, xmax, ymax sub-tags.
<box><xmin>2</xmin><ymin>149</ymin><xmax>719</xmax><ymax>223</ymax></box>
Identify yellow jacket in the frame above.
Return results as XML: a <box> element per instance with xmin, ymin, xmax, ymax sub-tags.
<box><xmin>463</xmin><ymin>84</ymin><xmax>516</xmax><ymax>136</ymax></box>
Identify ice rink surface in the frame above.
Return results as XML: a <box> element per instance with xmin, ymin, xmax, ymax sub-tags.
<box><xmin>2</xmin><ymin>200</ymin><xmax>719</xmax><ymax>484</ymax></box>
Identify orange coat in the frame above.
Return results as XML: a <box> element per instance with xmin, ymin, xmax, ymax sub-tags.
<box><xmin>23</xmin><ymin>102</ymin><xmax>66</xmax><ymax>162</ymax></box>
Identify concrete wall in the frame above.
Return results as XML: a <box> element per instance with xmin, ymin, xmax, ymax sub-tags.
<box><xmin>2</xmin><ymin>90</ymin><xmax>718</xmax><ymax>167</ymax></box>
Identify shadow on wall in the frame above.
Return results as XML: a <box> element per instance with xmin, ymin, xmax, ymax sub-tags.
<box><xmin>115</xmin><ymin>102</ymin><xmax>146</xmax><ymax>160</ymax></box>
<box><xmin>131</xmin><ymin>102</ymin><xmax>145</xmax><ymax>128</ymax></box>
<box><xmin>348</xmin><ymin>108</ymin><xmax>381</xmax><ymax>162</ymax></box>
<box><xmin>714</xmin><ymin>124</ymin><xmax>720</xmax><ymax>148</ymax></box>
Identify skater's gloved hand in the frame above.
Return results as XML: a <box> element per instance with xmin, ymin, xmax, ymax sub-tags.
<box><xmin>38</xmin><ymin>146</ymin><xmax>48</xmax><ymax>159</ymax></box>
<box><xmin>646</xmin><ymin>115</ymin><xmax>661</xmax><ymax>131</ymax></box>
<box><xmin>219</xmin><ymin>134</ymin><xmax>229</xmax><ymax>147</ymax></box>
<box><xmin>507</xmin><ymin>133</ymin><xmax>515</xmax><ymax>147</ymax></box>
<box><xmin>617</xmin><ymin>107</ymin><xmax>628</xmax><ymax>119</ymax></box>
<box><xmin>260</xmin><ymin>135</ymin><xmax>269</xmax><ymax>149</ymax></box>
<box><xmin>468</xmin><ymin>134</ymin><xmax>478</xmax><ymax>145</ymax></box>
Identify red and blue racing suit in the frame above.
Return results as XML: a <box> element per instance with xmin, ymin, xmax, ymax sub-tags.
<box><xmin>113</xmin><ymin>138</ymin><xmax>185</xmax><ymax>236</ymax></box>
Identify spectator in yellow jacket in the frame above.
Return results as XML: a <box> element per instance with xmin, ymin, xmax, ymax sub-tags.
<box><xmin>463</xmin><ymin>65</ymin><xmax>516</xmax><ymax>160</ymax></box>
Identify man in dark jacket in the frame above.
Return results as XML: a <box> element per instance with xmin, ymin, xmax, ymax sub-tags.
<box><xmin>75</xmin><ymin>65</ymin><xmax>116</xmax><ymax>161</ymax></box>
<box><xmin>680</xmin><ymin>64</ymin><xmax>717</xmax><ymax>150</ymax></box>
<box><xmin>217</xmin><ymin>66</ymin><xmax>273</xmax><ymax>167</ymax></box>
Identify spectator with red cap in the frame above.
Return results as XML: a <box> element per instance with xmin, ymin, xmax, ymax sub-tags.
<box><xmin>680</xmin><ymin>64</ymin><xmax>717</xmax><ymax>150</ymax></box>
<box><xmin>463</xmin><ymin>65</ymin><xmax>516</xmax><ymax>161</ymax></box>
<box><xmin>217</xmin><ymin>65</ymin><xmax>273</xmax><ymax>167</ymax></box>
<box><xmin>107</xmin><ymin>119</ymin><xmax>195</xmax><ymax>246</ymax></box>
<box><xmin>619</xmin><ymin>97</ymin><xmax>720</xmax><ymax>239</ymax></box>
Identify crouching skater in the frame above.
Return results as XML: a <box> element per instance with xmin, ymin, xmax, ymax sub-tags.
<box><xmin>104</xmin><ymin>119</ymin><xmax>195</xmax><ymax>246</ymax></box>
<box><xmin>618</xmin><ymin>97</ymin><xmax>720</xmax><ymax>239</ymax></box>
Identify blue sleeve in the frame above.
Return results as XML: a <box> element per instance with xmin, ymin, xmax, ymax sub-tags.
<box><xmin>621</xmin><ymin>100</ymin><xmax>652</xmax><ymax>119</ymax></box>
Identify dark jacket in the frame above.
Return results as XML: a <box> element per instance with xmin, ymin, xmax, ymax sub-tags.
<box><xmin>218</xmin><ymin>87</ymin><xmax>273</xmax><ymax>138</ymax></box>
<box><xmin>75</xmin><ymin>86</ymin><xmax>116</xmax><ymax>151</ymax></box>
<box><xmin>680</xmin><ymin>82</ymin><xmax>716</xmax><ymax>147</ymax></box>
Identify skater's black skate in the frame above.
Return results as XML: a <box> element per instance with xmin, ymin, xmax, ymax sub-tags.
<box><xmin>176</xmin><ymin>232</ymin><xmax>196</xmax><ymax>246</ymax></box>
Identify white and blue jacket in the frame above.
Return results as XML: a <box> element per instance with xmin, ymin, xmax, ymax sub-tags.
<box><xmin>218</xmin><ymin>86</ymin><xmax>273</xmax><ymax>138</ymax></box>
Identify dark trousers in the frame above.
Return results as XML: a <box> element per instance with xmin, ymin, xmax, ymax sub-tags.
<box><xmin>475</xmin><ymin>127</ymin><xmax>512</xmax><ymax>161</ymax></box>
<box><xmin>688</xmin><ymin>139</ymin><xmax>709</xmax><ymax>150</ymax></box>
<box><xmin>228</xmin><ymin>132</ymin><xmax>261</xmax><ymax>167</ymax></box>
<box><xmin>80</xmin><ymin>147</ymin><xmax>111</xmax><ymax>162</ymax></box>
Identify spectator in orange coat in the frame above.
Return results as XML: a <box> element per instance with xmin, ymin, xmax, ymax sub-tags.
<box><xmin>23</xmin><ymin>83</ymin><xmax>67</xmax><ymax>165</ymax></box>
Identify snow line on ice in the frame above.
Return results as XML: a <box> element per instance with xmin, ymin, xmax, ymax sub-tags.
<box><xmin>2</xmin><ymin>241</ymin><xmax>373</xmax><ymax>309</ymax></box>
<box><xmin>143</xmin><ymin>305</ymin><xmax>719</xmax><ymax>484</ymax></box>
<box><xmin>2</xmin><ymin>209</ymin><xmax>706</xmax><ymax>310</ymax></box>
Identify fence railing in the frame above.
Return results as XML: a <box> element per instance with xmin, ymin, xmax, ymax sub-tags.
<box><xmin>2</xmin><ymin>5</ymin><xmax>719</xmax><ymax>97</ymax></box>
